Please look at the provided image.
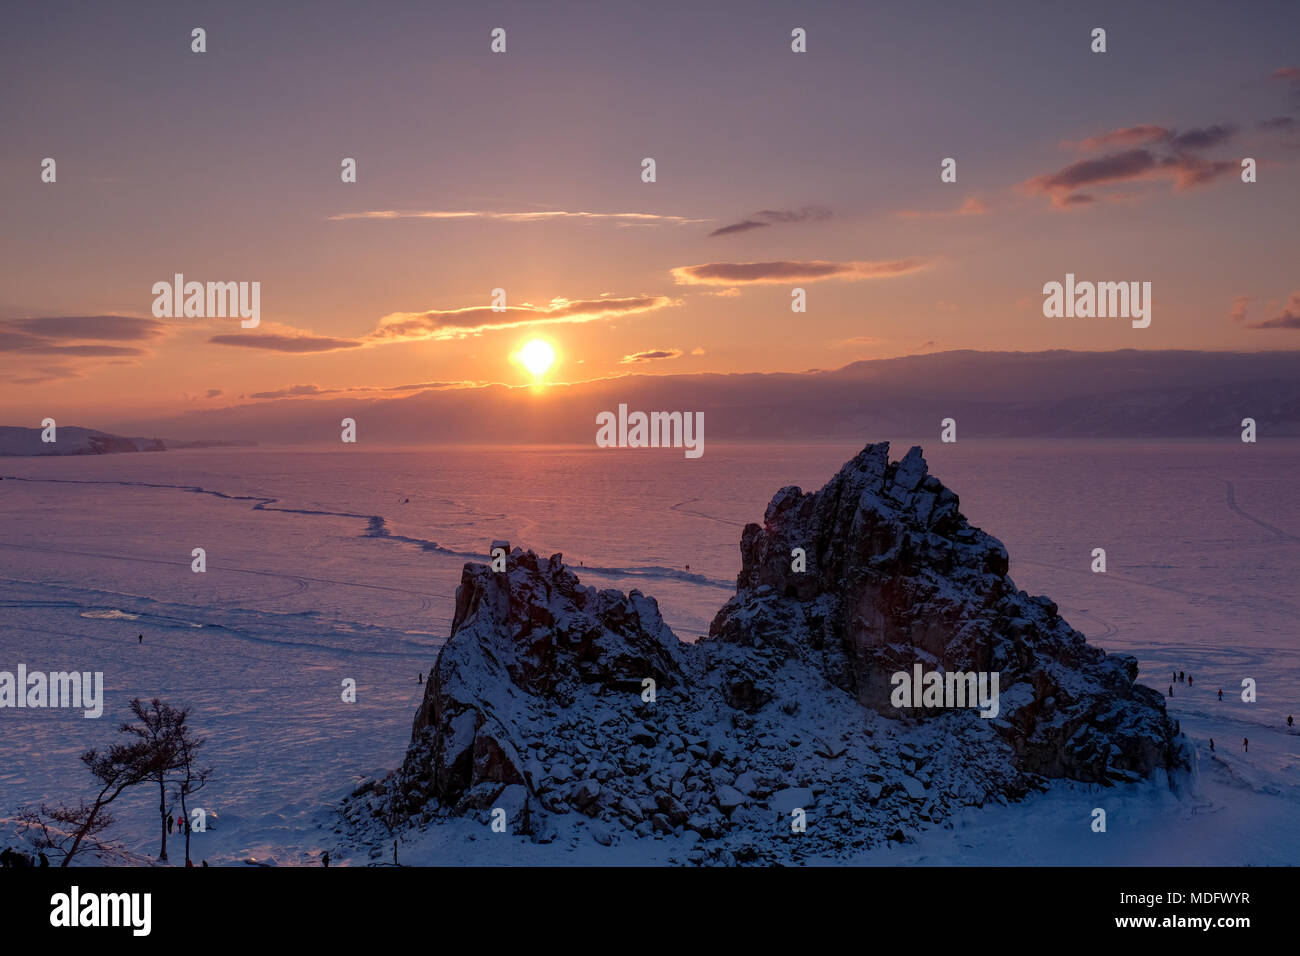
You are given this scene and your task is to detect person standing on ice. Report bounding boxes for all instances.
[1218,688,1223,701]
[1179,671,1185,683]
[1188,675,1193,687]
[1243,737,1249,752]
[1168,685,1173,697]
[1210,739,1215,752]
[1288,715,1294,728]
[138,634,143,643]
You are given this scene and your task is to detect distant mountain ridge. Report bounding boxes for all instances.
[82,349,1300,444]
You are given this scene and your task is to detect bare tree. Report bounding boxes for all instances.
[15,802,138,866]
[16,740,152,866]
[170,710,210,866]
[10,697,212,867]
[120,698,184,862]
[15,802,111,865]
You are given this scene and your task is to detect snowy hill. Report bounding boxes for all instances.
[0,425,165,456]
[0,425,254,456]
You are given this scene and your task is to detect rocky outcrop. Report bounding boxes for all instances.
[395,548,685,816]
[376,443,1190,862]
[708,442,1183,783]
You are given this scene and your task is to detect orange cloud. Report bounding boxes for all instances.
[371,295,676,342]
[1063,125,1171,151]
[620,348,684,364]
[329,209,706,226]
[207,293,677,353]
[1245,291,1300,329]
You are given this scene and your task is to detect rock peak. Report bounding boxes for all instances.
[374,444,1189,862]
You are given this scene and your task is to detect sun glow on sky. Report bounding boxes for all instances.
[517,339,557,379]
[1,3,1297,426]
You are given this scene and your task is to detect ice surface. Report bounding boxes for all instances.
[1,440,1297,865]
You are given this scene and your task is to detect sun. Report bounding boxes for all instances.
[517,339,556,378]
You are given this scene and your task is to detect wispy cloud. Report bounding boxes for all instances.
[708,219,767,237]
[1229,295,1252,323]
[19,344,147,356]
[371,295,676,342]
[0,315,165,382]
[381,381,460,392]
[0,315,167,345]
[249,384,338,399]
[620,347,684,364]
[1244,291,1300,329]
[207,293,677,353]
[209,331,364,352]
[1269,66,1300,109]
[329,209,707,226]
[1063,123,1236,154]
[1169,124,1237,151]
[894,196,987,219]
[1065,125,1172,151]
[1022,148,1235,208]
[708,205,832,238]
[671,258,929,286]
[7,364,83,385]
[246,381,463,400]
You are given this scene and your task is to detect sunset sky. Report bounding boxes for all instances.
[2,0,1298,424]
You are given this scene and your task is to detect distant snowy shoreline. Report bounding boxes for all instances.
[0,425,254,457]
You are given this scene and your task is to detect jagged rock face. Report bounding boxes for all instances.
[381,443,1189,861]
[399,549,685,812]
[707,442,1182,783]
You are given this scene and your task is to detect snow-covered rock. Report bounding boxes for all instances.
[376,443,1188,863]
[709,441,1183,784]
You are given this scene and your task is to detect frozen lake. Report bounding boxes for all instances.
[1,439,1297,865]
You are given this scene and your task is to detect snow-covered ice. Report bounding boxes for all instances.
[1,440,1296,865]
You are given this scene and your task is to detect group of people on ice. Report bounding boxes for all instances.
[0,847,48,867]
[1166,668,1295,755]
[1167,670,1194,695]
